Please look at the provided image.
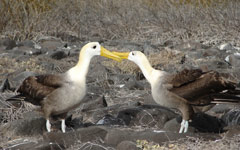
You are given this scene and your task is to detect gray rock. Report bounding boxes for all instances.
[117,141,140,150]
[202,48,221,57]
[176,41,209,51]
[70,142,109,150]
[226,53,240,67]
[4,141,63,150]
[68,49,80,57]
[199,60,230,71]
[105,129,221,147]
[48,50,69,60]
[124,79,144,90]
[164,118,195,133]
[82,102,141,124]
[31,142,63,150]
[39,40,63,51]
[222,109,240,126]
[8,46,41,56]
[80,95,107,112]
[18,40,35,48]
[9,53,33,63]
[0,113,45,136]
[88,62,108,78]
[224,126,240,138]
[208,104,234,114]
[190,113,224,133]
[143,41,159,55]
[117,105,177,128]
[185,51,203,59]
[55,32,81,42]
[43,126,108,148]
[162,40,174,47]
[96,114,125,126]
[0,101,8,123]
[0,78,11,92]
[109,74,134,83]
[16,46,42,55]
[0,38,17,50]
[85,85,105,95]
[219,43,236,51]
[105,128,219,147]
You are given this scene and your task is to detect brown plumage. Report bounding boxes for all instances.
[17,75,63,105]
[165,69,238,104]
[115,51,240,133]
[8,42,122,133]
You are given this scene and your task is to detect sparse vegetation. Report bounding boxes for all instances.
[0,56,45,82]
[136,135,240,150]
[1,101,35,123]
[0,0,240,149]
[0,0,239,46]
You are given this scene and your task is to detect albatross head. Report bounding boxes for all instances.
[69,42,122,82]
[80,42,122,62]
[112,51,147,66]
[128,51,147,66]
[112,51,159,85]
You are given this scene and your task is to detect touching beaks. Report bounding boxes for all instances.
[111,51,130,59]
[100,46,122,62]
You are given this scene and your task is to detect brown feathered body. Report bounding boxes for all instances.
[151,69,240,120]
[7,42,123,133]
[127,51,240,133]
[156,69,240,121]
[18,75,62,105]
[168,69,237,106]
[17,73,86,119]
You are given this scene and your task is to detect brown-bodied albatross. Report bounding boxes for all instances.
[113,51,240,133]
[13,42,122,133]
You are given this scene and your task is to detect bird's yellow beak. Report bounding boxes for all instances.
[111,51,130,59]
[100,46,122,62]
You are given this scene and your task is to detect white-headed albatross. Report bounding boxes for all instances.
[14,42,122,133]
[113,51,240,133]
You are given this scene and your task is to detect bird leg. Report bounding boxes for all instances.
[61,119,66,133]
[179,119,188,133]
[46,119,51,132]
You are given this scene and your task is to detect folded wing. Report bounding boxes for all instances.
[17,74,63,105]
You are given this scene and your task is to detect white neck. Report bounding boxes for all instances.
[136,58,163,86]
[67,52,92,83]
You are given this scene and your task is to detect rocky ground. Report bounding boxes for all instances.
[0,36,240,150]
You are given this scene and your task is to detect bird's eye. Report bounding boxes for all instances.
[93,45,97,49]
[132,52,135,56]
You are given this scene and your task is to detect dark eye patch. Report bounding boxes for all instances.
[132,52,135,56]
[93,45,97,49]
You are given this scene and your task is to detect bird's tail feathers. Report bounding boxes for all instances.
[211,93,240,104]
[212,98,240,104]
[6,94,25,101]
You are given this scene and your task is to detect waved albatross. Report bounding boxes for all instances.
[13,42,122,133]
[114,51,240,133]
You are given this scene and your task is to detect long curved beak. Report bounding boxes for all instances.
[100,46,122,62]
[111,51,130,59]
